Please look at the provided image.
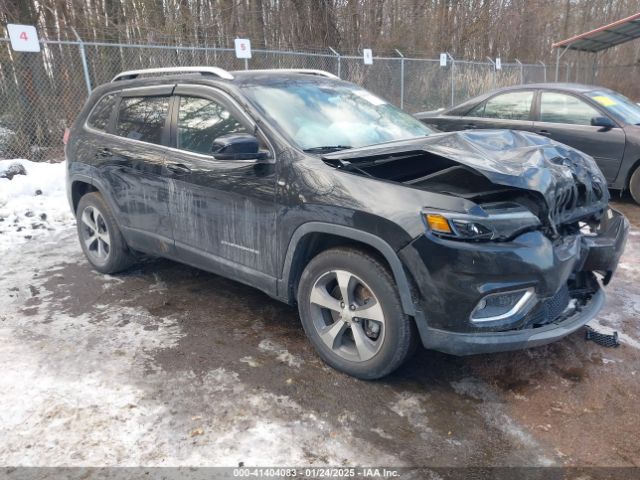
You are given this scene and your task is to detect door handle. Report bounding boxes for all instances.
[165,163,191,175]
[538,129,552,137]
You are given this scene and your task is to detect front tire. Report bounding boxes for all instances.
[297,247,416,380]
[630,166,640,205]
[76,192,135,274]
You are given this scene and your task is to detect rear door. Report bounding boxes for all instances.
[163,85,278,291]
[96,86,176,255]
[533,91,626,182]
[460,90,536,132]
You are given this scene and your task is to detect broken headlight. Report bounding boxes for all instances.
[423,202,541,241]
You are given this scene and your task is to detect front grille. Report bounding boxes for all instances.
[524,284,570,328]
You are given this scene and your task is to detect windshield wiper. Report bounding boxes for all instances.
[303,145,352,153]
[322,158,374,178]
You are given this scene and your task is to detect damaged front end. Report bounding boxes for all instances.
[323,129,629,354]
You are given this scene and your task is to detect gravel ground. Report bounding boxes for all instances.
[0,193,638,468]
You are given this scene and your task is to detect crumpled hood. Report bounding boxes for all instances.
[324,129,609,214]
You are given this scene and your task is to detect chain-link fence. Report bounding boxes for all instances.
[0,36,608,161]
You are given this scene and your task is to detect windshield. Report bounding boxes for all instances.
[241,80,433,151]
[586,89,640,125]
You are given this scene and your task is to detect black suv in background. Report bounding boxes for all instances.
[66,67,628,379]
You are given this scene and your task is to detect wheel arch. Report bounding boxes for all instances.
[70,178,98,213]
[278,222,416,316]
[69,174,118,216]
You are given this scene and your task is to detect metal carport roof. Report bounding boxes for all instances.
[552,12,640,52]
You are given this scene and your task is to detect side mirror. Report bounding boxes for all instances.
[590,116,615,129]
[212,133,268,160]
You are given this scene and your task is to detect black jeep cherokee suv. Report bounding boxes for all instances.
[66,67,628,379]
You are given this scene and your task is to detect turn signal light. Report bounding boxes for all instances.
[425,214,452,234]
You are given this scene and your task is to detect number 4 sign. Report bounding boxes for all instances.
[7,24,40,52]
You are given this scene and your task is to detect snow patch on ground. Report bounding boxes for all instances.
[389,392,432,435]
[149,272,168,293]
[258,339,304,368]
[239,356,261,367]
[451,377,555,466]
[0,159,74,251]
[371,427,394,440]
[0,230,399,466]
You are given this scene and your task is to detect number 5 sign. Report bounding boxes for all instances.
[234,38,252,59]
[7,24,40,52]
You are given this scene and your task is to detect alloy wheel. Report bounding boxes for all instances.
[80,205,111,263]
[309,269,385,362]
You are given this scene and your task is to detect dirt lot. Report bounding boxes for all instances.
[0,197,638,468]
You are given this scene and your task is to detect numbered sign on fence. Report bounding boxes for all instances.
[7,24,40,52]
[234,38,252,59]
[440,53,447,67]
[495,57,502,70]
[363,49,373,65]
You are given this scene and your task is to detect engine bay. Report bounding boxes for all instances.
[323,149,606,239]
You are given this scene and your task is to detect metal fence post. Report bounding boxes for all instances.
[539,61,546,82]
[71,28,92,94]
[515,59,523,83]
[329,47,340,78]
[395,49,405,109]
[486,57,496,89]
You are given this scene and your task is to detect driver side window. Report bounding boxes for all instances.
[176,96,249,155]
[539,92,600,125]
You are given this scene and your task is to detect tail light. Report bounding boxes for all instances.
[63,128,70,145]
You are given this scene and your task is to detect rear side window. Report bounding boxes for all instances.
[176,96,248,154]
[115,96,170,144]
[469,91,533,120]
[539,92,600,125]
[87,94,117,131]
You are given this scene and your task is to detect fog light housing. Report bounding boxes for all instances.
[471,288,535,323]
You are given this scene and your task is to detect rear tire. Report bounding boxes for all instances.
[297,247,416,380]
[76,192,135,274]
[630,166,640,205]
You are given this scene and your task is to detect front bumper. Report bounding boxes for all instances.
[420,287,604,355]
[399,207,628,354]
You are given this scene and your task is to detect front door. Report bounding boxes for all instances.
[164,86,278,290]
[533,91,626,183]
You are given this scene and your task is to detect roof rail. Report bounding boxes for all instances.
[239,69,339,79]
[111,66,234,82]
